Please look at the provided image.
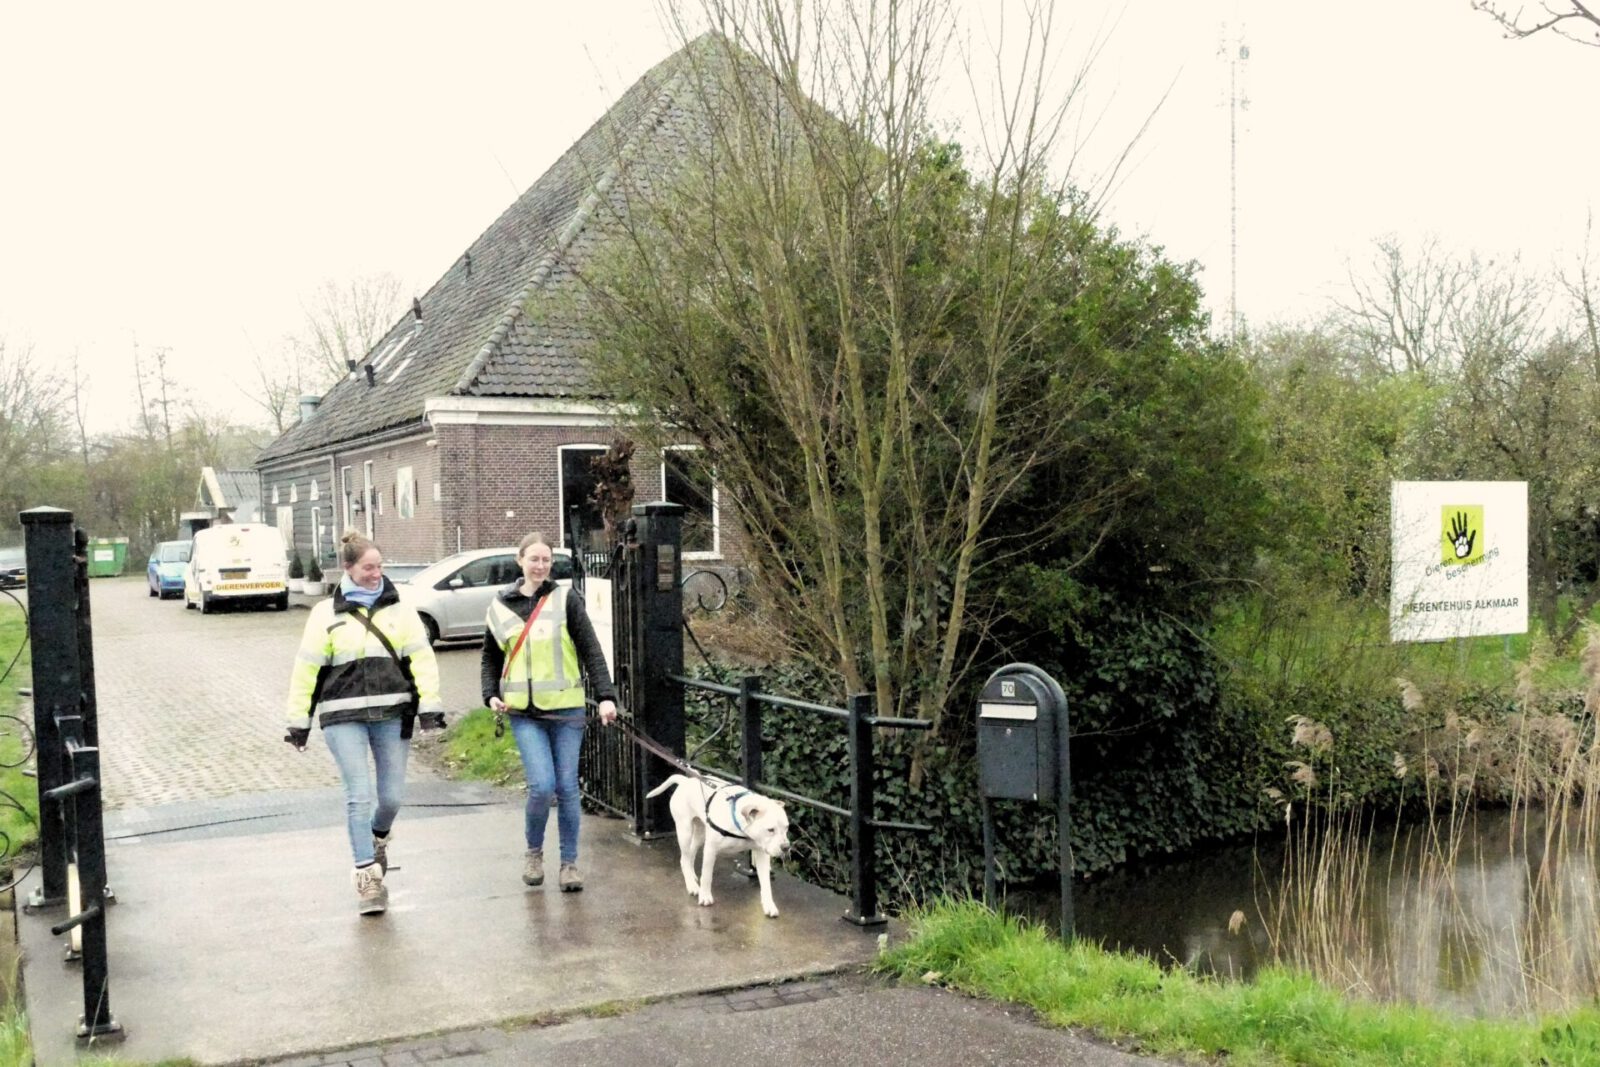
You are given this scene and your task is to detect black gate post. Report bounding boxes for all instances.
[629,502,684,838]
[20,507,74,909]
[844,692,886,926]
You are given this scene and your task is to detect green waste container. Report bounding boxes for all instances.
[86,537,129,577]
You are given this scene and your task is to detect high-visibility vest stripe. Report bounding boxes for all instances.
[488,587,584,710]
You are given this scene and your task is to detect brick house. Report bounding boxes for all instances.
[254,40,739,571]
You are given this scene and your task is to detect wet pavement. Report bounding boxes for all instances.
[15,575,1168,1066]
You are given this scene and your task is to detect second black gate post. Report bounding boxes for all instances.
[629,502,684,839]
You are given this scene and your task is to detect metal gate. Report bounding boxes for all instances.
[578,504,684,837]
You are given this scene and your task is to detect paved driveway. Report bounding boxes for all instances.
[86,576,486,808]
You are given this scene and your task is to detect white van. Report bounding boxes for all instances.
[183,524,289,613]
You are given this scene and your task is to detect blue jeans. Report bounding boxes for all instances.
[509,709,586,863]
[323,719,409,866]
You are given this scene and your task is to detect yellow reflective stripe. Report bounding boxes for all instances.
[295,649,326,666]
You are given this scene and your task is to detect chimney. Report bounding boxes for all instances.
[363,365,376,388]
[412,296,423,321]
[298,395,321,422]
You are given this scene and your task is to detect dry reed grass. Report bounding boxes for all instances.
[1260,624,1600,1016]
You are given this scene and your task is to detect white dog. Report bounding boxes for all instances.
[645,773,791,918]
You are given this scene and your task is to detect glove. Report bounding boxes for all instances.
[284,727,311,750]
[416,712,447,732]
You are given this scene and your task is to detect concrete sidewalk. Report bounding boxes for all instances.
[18,784,878,1065]
[17,783,1166,1067]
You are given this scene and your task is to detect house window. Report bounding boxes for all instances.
[340,466,352,532]
[271,485,280,505]
[433,481,441,503]
[276,506,295,549]
[311,507,325,562]
[396,466,415,519]
[558,445,607,550]
[289,483,298,504]
[362,461,375,539]
[662,446,718,557]
[310,479,320,501]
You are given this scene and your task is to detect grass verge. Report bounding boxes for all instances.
[0,599,35,1067]
[440,707,521,785]
[877,899,1600,1067]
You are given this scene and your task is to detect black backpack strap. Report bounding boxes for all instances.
[351,607,420,736]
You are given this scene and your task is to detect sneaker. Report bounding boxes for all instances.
[372,830,393,874]
[559,862,583,892]
[354,864,387,915]
[522,848,544,887]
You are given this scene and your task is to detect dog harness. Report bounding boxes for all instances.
[704,785,751,841]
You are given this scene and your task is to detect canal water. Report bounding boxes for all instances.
[1009,808,1600,1017]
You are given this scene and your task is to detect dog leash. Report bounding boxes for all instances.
[491,705,707,785]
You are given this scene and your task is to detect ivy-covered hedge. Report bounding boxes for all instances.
[686,610,1576,913]
[686,607,1278,906]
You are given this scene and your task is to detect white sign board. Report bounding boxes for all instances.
[1390,481,1527,642]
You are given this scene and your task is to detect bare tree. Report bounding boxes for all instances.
[1559,215,1600,381]
[241,329,308,435]
[0,337,69,527]
[68,350,91,471]
[1473,0,1600,47]
[289,273,406,389]
[1336,237,1477,380]
[1335,236,1550,382]
[580,0,1200,775]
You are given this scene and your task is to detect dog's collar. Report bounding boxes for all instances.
[705,787,751,841]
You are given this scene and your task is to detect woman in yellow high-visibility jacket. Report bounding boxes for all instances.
[481,531,617,892]
[284,530,446,915]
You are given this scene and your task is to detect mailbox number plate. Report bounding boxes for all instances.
[979,701,1036,721]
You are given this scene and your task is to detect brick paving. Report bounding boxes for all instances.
[86,576,485,808]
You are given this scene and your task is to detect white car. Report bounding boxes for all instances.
[394,546,573,646]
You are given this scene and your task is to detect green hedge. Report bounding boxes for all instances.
[685,613,1576,912]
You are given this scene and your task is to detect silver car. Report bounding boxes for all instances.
[394,546,573,645]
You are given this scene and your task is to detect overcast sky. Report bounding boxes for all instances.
[1,0,1594,435]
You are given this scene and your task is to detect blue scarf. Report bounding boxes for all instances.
[340,574,381,608]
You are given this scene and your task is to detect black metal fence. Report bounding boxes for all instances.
[20,507,123,1044]
[668,675,932,926]
[576,501,931,926]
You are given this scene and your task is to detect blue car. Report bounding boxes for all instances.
[147,540,192,599]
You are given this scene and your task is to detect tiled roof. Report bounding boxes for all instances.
[215,469,260,507]
[257,39,709,465]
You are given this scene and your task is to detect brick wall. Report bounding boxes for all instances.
[265,421,749,570]
[329,436,442,565]
[435,423,748,565]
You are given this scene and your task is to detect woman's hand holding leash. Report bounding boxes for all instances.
[597,699,618,725]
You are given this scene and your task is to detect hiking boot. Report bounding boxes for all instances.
[372,830,393,874]
[354,864,387,915]
[559,862,583,892]
[522,848,544,886]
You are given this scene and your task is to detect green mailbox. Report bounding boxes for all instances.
[85,537,129,577]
